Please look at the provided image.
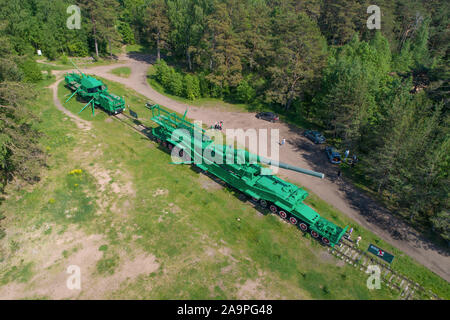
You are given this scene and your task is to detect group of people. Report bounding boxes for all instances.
[347,227,362,246]
[337,151,359,179]
[345,149,359,167]
[213,121,224,130]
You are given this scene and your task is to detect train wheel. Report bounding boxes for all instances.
[260,199,267,208]
[168,143,173,151]
[251,197,258,203]
[238,193,247,201]
[157,138,161,144]
[322,237,330,245]
[311,230,319,238]
[162,141,167,148]
[278,210,287,219]
[299,223,308,231]
[289,217,298,225]
[269,204,278,213]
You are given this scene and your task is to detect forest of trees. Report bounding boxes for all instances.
[0,0,448,243]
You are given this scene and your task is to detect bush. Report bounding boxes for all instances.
[169,70,183,96]
[0,58,23,82]
[154,59,171,88]
[154,60,185,96]
[154,60,206,100]
[60,55,69,65]
[18,59,42,83]
[431,211,450,243]
[44,47,58,61]
[118,22,135,45]
[184,74,201,100]
[67,40,89,57]
[236,80,256,103]
[210,83,223,98]
[198,72,210,97]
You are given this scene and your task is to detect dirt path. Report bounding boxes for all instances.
[53,53,450,282]
[49,79,92,131]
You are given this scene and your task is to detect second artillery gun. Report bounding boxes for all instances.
[64,60,125,115]
[147,103,348,247]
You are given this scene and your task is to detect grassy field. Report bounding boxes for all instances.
[110,67,131,78]
[126,44,155,55]
[36,56,121,70]
[0,77,403,299]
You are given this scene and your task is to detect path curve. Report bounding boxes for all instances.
[49,78,92,131]
[52,53,450,282]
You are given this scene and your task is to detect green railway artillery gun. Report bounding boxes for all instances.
[64,60,125,115]
[147,103,348,247]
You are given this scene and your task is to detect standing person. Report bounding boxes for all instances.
[337,169,341,180]
[356,236,362,246]
[220,121,223,130]
[280,138,285,146]
[344,149,350,160]
[214,121,218,130]
[348,227,353,239]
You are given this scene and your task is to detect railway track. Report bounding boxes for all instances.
[328,239,442,300]
[111,110,443,301]
[112,112,154,139]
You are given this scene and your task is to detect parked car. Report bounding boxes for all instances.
[256,112,279,122]
[325,146,342,164]
[304,130,326,144]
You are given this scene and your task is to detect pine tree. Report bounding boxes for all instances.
[167,0,210,70]
[79,0,120,58]
[266,10,326,111]
[200,2,243,89]
[319,0,362,45]
[144,0,170,60]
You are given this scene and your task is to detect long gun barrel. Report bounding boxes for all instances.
[258,156,325,179]
[148,103,325,179]
[70,59,86,77]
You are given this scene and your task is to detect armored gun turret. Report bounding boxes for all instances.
[147,103,348,246]
[64,59,125,115]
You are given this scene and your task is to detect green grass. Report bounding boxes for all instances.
[125,44,154,54]
[37,56,120,69]
[97,254,120,275]
[110,67,131,78]
[0,262,34,285]
[43,170,97,224]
